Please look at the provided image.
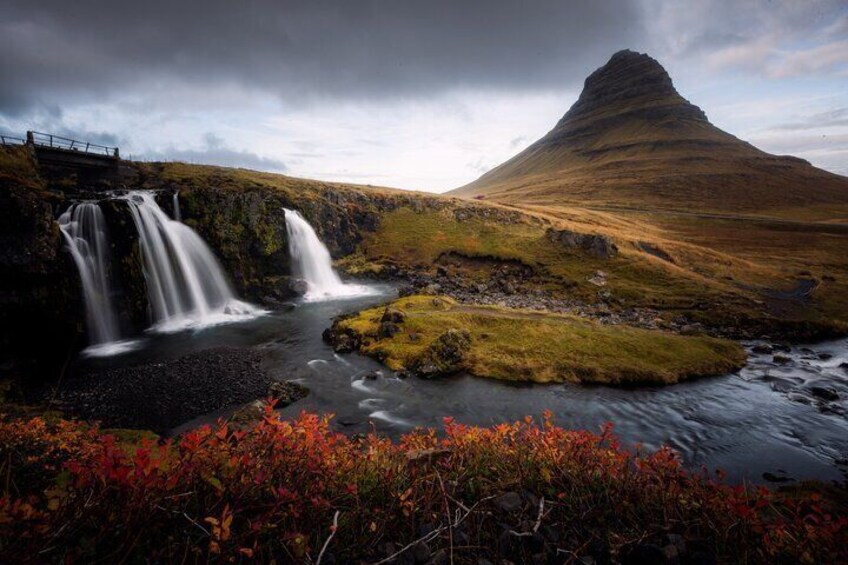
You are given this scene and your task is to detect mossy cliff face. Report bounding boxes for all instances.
[0,148,80,380]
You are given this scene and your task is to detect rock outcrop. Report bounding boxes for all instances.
[546,228,618,259]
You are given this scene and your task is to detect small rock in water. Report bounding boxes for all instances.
[772,354,792,364]
[288,278,310,295]
[810,386,840,401]
[751,344,773,354]
[267,380,309,406]
[762,471,794,483]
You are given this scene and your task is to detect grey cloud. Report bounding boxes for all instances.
[0,0,643,117]
[139,134,287,172]
[773,108,848,131]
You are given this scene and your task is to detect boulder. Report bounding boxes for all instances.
[546,228,618,259]
[288,278,309,295]
[267,380,309,406]
[381,307,406,324]
[410,329,471,378]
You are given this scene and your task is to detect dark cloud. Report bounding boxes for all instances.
[0,1,642,116]
[138,133,287,172]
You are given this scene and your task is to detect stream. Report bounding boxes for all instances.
[74,285,848,484]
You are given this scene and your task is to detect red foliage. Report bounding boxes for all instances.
[0,406,845,563]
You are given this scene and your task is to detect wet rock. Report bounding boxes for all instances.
[772,354,792,364]
[493,491,523,513]
[810,386,840,401]
[288,278,309,295]
[818,352,833,360]
[751,343,773,354]
[410,329,471,378]
[322,325,361,353]
[231,400,266,424]
[786,392,812,405]
[763,471,794,483]
[267,380,309,406]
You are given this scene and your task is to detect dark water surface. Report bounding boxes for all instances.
[76,285,848,483]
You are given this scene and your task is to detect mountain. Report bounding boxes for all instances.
[450,50,848,218]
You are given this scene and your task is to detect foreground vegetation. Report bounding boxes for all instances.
[0,407,844,563]
[329,295,747,384]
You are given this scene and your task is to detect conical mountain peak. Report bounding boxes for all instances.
[549,50,708,140]
[450,49,848,214]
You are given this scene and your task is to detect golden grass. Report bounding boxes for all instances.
[337,295,747,384]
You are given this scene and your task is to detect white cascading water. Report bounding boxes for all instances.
[172,190,181,222]
[284,208,374,301]
[58,202,137,356]
[123,191,263,332]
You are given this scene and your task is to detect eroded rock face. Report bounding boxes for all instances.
[546,228,618,259]
[552,49,709,139]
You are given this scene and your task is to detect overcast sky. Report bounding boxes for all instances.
[1,0,846,191]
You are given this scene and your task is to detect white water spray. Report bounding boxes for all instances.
[58,203,136,356]
[283,208,375,301]
[123,191,263,332]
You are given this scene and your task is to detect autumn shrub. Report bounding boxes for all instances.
[0,405,845,563]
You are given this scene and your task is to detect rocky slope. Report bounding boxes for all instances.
[451,50,848,217]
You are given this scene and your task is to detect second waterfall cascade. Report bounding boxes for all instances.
[284,208,375,301]
[123,191,264,333]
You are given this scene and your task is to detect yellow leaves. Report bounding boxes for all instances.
[205,504,233,555]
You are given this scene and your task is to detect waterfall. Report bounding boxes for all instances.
[122,191,263,332]
[58,202,136,356]
[172,190,181,222]
[283,208,374,301]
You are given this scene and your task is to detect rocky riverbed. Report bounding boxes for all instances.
[47,347,306,432]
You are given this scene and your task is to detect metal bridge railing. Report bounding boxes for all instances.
[0,135,26,146]
[27,131,119,158]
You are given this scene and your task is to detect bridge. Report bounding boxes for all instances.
[1,131,120,170]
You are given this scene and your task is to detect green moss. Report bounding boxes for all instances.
[335,295,747,385]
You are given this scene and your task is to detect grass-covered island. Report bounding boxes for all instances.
[1,408,845,563]
[325,295,747,384]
